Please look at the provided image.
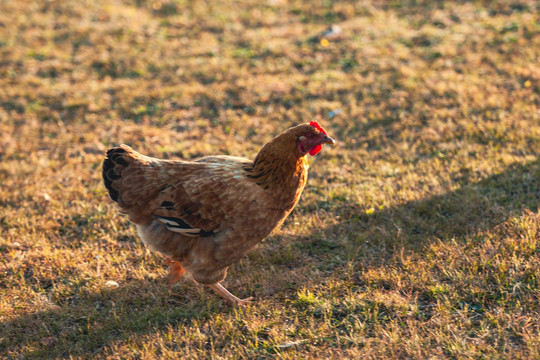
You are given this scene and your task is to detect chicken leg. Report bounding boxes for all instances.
[166,260,250,306]
[207,283,253,307]
[166,259,186,284]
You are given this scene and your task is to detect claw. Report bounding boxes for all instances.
[206,283,253,307]
[236,296,254,307]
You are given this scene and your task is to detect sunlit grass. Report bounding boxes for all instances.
[0,0,539,358]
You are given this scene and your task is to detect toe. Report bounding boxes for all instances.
[236,297,254,307]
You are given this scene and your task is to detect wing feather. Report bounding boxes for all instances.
[151,157,253,238]
[156,215,206,237]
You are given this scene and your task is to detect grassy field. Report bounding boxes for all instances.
[1,0,539,358]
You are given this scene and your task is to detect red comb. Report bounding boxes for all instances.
[309,120,326,134]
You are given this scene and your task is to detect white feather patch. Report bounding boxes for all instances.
[157,217,180,226]
[164,226,200,237]
[156,215,201,237]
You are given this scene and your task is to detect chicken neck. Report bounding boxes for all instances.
[245,145,308,207]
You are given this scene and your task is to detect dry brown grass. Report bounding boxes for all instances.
[1,0,539,358]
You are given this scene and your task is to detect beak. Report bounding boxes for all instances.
[321,136,336,145]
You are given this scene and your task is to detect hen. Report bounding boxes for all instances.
[102,121,335,306]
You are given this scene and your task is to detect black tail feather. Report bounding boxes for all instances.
[102,147,128,202]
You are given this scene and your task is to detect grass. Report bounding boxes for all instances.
[0,0,539,358]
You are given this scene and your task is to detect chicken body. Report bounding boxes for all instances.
[102,122,334,305]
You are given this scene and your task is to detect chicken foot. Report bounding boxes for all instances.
[165,260,252,307]
[166,259,186,284]
[206,283,253,307]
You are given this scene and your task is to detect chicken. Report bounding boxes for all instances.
[102,121,335,306]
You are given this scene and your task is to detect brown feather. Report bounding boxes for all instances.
[102,122,332,288]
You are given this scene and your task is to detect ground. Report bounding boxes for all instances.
[0,0,539,358]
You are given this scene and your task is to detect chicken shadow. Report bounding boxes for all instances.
[301,156,539,270]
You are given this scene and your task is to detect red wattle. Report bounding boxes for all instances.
[309,144,322,156]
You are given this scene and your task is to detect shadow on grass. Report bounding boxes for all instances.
[310,157,540,267]
[0,279,220,358]
[2,159,537,357]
